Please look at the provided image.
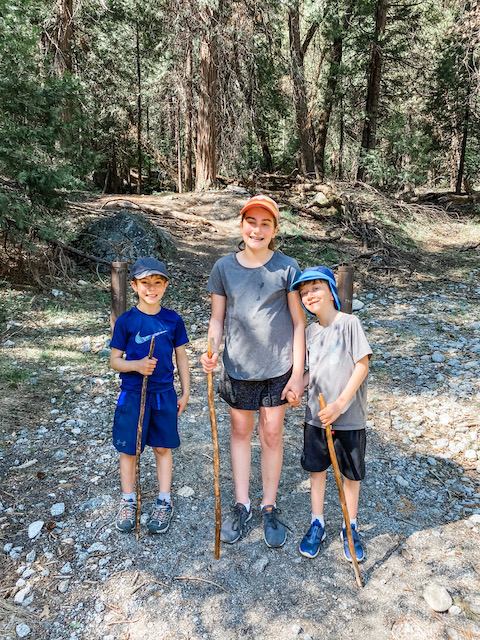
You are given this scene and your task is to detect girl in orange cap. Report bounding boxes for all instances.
[201,195,305,548]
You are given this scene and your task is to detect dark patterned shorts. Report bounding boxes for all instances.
[218,368,291,411]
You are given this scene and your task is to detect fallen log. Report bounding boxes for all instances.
[100,198,217,229]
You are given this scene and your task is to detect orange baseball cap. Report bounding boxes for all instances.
[240,195,279,222]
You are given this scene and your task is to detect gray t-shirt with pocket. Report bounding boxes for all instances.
[305,313,372,431]
[206,251,301,380]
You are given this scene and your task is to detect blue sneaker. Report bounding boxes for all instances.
[299,520,326,559]
[340,524,364,562]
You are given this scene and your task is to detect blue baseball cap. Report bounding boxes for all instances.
[130,257,168,280]
[290,266,341,312]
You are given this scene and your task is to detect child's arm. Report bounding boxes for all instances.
[286,370,309,408]
[174,344,190,415]
[318,355,369,426]
[281,290,306,401]
[200,293,226,373]
[110,347,158,375]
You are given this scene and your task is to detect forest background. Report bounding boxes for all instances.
[0,0,479,260]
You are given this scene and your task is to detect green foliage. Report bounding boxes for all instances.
[0,1,91,246]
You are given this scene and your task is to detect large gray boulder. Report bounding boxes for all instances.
[74,210,176,269]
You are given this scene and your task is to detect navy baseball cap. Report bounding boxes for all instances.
[130,257,168,280]
[290,266,341,311]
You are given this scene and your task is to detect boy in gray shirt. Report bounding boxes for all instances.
[288,266,372,562]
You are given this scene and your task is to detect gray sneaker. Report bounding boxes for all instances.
[147,500,173,534]
[261,505,287,548]
[220,503,252,544]
[116,498,137,533]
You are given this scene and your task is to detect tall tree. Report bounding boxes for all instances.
[357,0,388,181]
[288,0,318,176]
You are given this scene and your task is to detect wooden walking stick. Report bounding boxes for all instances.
[135,336,156,540]
[319,393,362,587]
[207,338,221,559]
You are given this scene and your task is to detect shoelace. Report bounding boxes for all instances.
[151,502,170,522]
[119,502,136,521]
[231,504,247,532]
[262,507,291,532]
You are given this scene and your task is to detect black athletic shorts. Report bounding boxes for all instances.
[301,423,366,481]
[218,368,291,411]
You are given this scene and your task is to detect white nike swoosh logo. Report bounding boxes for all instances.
[134,330,167,344]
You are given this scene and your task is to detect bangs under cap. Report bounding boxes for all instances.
[130,257,169,281]
[290,266,341,312]
[240,194,279,222]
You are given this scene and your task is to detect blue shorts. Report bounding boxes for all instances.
[112,390,180,455]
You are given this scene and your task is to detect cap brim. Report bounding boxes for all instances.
[240,201,278,221]
[132,270,168,280]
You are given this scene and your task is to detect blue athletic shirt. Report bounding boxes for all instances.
[111,306,189,393]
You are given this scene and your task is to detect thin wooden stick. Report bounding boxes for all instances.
[173,576,229,593]
[319,394,362,587]
[207,337,221,559]
[135,336,156,540]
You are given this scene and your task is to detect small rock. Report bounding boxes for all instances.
[431,351,445,363]
[448,605,462,615]
[395,475,409,488]
[60,562,72,574]
[177,486,195,498]
[50,502,65,516]
[81,343,91,353]
[427,457,437,466]
[4,340,15,347]
[4,543,13,552]
[252,556,269,574]
[465,450,477,460]
[15,623,31,638]
[423,582,453,612]
[57,580,70,593]
[352,299,364,311]
[78,280,88,286]
[27,521,44,539]
[292,624,303,635]
[14,585,31,604]
[87,542,107,554]
[25,550,36,563]
[73,385,83,394]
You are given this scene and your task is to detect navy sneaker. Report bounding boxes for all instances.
[340,524,364,562]
[147,499,173,534]
[299,520,326,559]
[261,505,287,548]
[220,503,252,544]
[116,498,137,533]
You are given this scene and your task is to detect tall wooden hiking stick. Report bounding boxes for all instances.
[135,336,156,540]
[207,338,221,559]
[319,393,362,587]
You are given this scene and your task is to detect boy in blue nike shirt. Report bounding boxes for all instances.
[110,258,190,534]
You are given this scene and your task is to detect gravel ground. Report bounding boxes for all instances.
[1,189,480,640]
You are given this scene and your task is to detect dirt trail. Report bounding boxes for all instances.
[1,188,480,640]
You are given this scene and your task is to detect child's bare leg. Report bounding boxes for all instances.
[152,447,172,494]
[119,452,136,494]
[310,470,327,516]
[258,404,287,506]
[343,476,360,521]
[229,408,255,504]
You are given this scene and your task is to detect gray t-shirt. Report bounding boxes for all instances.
[305,313,372,431]
[206,251,301,380]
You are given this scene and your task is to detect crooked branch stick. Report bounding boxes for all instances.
[135,336,156,540]
[207,338,221,559]
[319,394,362,587]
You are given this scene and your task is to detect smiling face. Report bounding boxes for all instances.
[240,207,277,251]
[131,274,168,313]
[298,279,335,314]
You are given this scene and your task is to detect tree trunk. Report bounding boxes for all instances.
[196,9,219,192]
[314,34,343,180]
[455,104,469,195]
[136,22,142,196]
[184,36,193,191]
[288,1,316,177]
[175,97,183,193]
[357,0,388,182]
[232,34,274,172]
[54,0,73,76]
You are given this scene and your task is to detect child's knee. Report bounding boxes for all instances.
[153,446,170,457]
